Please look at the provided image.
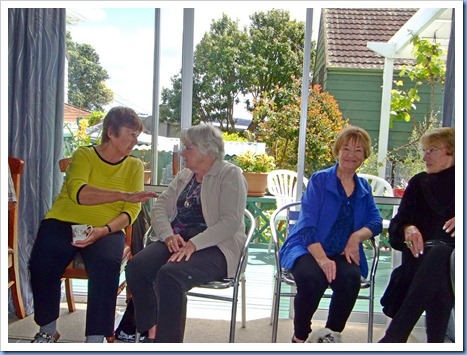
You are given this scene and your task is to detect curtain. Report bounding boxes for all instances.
[442,9,455,127]
[8,8,66,316]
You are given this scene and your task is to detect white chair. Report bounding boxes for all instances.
[358,173,394,230]
[267,170,308,253]
[357,173,393,197]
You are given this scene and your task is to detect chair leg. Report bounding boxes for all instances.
[65,278,76,312]
[241,278,246,328]
[271,275,281,343]
[9,266,25,319]
[229,282,241,343]
[368,283,375,343]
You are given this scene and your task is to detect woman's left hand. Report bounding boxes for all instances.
[343,234,360,265]
[71,226,107,248]
[169,241,196,262]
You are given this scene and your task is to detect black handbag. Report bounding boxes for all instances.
[380,262,415,318]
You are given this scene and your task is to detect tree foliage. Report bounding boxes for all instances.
[159,10,311,134]
[244,10,308,107]
[66,32,114,111]
[255,78,348,176]
[389,35,446,162]
[390,35,446,129]
[193,14,249,130]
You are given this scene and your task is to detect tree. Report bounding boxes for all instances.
[388,35,446,172]
[66,32,114,111]
[390,35,446,134]
[255,78,348,176]
[159,10,312,134]
[160,73,182,125]
[193,14,249,131]
[245,9,313,131]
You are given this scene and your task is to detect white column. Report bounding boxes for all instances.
[150,9,161,184]
[377,57,394,179]
[180,9,194,131]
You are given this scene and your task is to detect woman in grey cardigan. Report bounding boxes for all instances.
[126,124,247,343]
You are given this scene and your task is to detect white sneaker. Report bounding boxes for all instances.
[306,328,342,343]
[31,331,60,343]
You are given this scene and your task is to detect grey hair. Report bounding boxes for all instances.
[180,124,225,160]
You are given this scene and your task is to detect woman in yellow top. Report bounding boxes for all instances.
[29,107,157,343]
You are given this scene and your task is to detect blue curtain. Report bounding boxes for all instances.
[8,8,66,316]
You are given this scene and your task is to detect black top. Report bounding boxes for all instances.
[388,165,455,252]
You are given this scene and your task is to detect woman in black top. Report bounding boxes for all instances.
[379,127,455,343]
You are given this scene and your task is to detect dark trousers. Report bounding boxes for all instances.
[380,244,454,343]
[125,241,227,343]
[291,254,361,340]
[29,219,125,336]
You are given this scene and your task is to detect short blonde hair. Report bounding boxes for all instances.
[420,127,455,157]
[332,126,372,159]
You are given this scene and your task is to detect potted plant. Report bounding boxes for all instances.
[233,151,275,197]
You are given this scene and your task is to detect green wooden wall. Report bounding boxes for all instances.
[321,68,444,152]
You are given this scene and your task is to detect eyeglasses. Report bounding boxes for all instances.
[181,144,196,153]
[421,147,447,156]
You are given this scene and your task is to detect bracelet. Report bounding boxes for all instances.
[105,224,112,234]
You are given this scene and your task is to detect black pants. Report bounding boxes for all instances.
[29,219,125,336]
[291,254,361,340]
[125,241,227,343]
[380,244,454,343]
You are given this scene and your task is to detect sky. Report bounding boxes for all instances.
[67,2,320,117]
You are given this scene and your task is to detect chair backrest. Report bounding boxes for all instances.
[267,170,308,207]
[8,157,24,250]
[357,173,393,197]
[235,209,256,277]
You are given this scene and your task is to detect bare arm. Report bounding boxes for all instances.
[78,185,157,205]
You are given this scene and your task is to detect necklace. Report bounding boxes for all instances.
[183,177,201,208]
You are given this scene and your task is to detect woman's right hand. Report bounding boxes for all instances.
[164,234,186,253]
[404,225,424,257]
[317,257,336,283]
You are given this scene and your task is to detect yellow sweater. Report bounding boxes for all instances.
[46,146,143,227]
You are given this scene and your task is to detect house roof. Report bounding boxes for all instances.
[321,8,418,70]
[64,103,91,124]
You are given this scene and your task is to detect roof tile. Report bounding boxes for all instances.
[322,8,418,69]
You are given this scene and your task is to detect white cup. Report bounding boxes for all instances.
[72,224,93,243]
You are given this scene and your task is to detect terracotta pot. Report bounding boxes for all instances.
[243,172,269,197]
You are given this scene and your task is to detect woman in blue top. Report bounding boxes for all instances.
[280,126,382,343]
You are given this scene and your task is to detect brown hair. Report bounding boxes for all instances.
[101,106,142,143]
[332,126,372,159]
[420,127,455,156]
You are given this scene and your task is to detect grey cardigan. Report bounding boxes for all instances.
[151,160,248,277]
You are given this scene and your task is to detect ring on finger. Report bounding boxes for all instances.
[404,240,414,247]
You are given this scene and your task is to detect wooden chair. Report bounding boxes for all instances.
[8,157,26,319]
[59,157,133,341]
